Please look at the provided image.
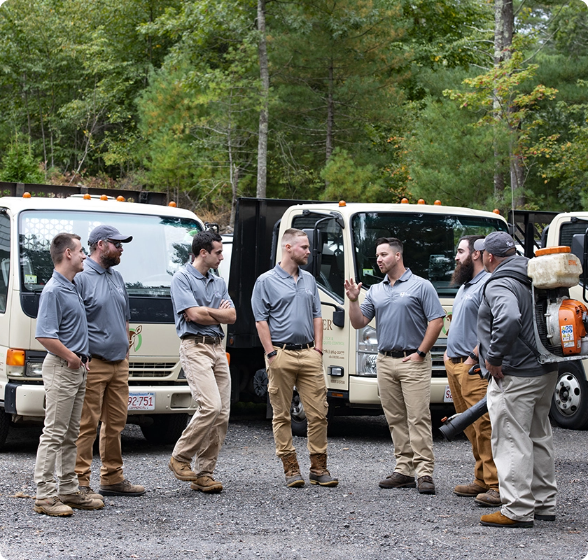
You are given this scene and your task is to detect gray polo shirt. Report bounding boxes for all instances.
[446,270,489,358]
[252,264,321,344]
[75,257,131,362]
[360,268,445,352]
[170,263,233,339]
[36,271,90,356]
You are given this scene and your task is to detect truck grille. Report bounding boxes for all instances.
[129,362,177,378]
[431,342,448,378]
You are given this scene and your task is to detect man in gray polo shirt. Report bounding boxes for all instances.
[443,235,499,506]
[34,233,103,516]
[168,230,235,493]
[252,228,337,488]
[346,237,444,494]
[75,225,145,498]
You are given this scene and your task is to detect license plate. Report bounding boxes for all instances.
[128,392,155,411]
[444,385,453,403]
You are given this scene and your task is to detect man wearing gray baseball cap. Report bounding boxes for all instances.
[74,225,145,498]
[475,230,558,528]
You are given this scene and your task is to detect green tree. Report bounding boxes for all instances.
[0,136,44,183]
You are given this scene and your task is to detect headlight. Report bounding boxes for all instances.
[25,362,43,377]
[357,326,378,377]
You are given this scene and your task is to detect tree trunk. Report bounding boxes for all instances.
[256,0,269,198]
[230,165,239,229]
[326,59,334,164]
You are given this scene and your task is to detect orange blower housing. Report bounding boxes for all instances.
[558,299,588,355]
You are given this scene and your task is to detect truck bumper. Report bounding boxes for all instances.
[1,382,197,417]
[347,376,453,405]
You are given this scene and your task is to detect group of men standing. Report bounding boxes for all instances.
[35,223,558,529]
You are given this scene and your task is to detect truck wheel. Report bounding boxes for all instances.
[550,362,588,430]
[290,389,308,437]
[0,409,11,450]
[141,414,189,445]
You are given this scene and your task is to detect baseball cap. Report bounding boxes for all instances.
[473,231,515,257]
[88,225,133,244]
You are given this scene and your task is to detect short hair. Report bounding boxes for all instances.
[375,237,403,255]
[459,235,486,255]
[50,233,81,265]
[192,230,222,256]
[281,228,308,249]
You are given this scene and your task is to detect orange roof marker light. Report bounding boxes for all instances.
[434,200,442,206]
[116,196,125,202]
[401,198,409,204]
[169,201,177,207]
[100,195,108,201]
[493,209,501,215]
[22,192,31,198]
[339,200,346,207]
[83,193,92,200]
[417,199,426,205]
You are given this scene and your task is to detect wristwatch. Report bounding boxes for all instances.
[266,350,277,358]
[468,351,478,362]
[416,349,427,358]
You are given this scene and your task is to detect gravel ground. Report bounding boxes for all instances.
[0,408,587,560]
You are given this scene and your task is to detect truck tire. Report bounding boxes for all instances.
[141,413,189,445]
[290,389,308,437]
[550,362,588,430]
[0,409,11,451]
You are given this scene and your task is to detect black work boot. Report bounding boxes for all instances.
[281,452,305,488]
[309,453,338,487]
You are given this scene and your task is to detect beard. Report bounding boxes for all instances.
[451,255,474,286]
[292,253,309,267]
[101,248,121,268]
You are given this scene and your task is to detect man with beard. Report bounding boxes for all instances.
[252,229,337,488]
[346,237,445,494]
[75,225,145,498]
[443,235,500,507]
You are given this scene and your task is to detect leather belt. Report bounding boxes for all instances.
[92,354,123,364]
[380,349,418,358]
[181,334,222,345]
[274,342,314,351]
[449,356,467,364]
[75,353,91,364]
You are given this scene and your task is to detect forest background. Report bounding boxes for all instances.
[0,0,587,227]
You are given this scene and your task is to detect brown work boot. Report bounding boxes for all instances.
[78,486,104,501]
[475,488,502,507]
[454,482,487,497]
[190,476,223,493]
[100,479,146,497]
[59,491,104,510]
[34,496,73,517]
[169,457,199,481]
[309,453,338,487]
[480,510,533,528]
[417,475,436,495]
[281,452,305,488]
[379,472,416,489]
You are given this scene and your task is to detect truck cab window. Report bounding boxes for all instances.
[292,213,345,300]
[0,212,9,313]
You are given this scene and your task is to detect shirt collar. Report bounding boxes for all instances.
[52,270,76,289]
[85,257,109,275]
[187,263,213,282]
[384,268,413,285]
[275,263,300,279]
[465,269,489,287]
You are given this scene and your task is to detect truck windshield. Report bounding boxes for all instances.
[351,212,508,296]
[19,210,201,296]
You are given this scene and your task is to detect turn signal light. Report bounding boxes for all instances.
[6,349,25,366]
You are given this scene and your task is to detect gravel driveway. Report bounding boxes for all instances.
[0,408,587,560]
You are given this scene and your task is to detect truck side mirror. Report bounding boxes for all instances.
[332,307,345,328]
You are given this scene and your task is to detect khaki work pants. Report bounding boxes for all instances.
[377,354,434,478]
[35,354,86,499]
[266,347,328,458]
[75,357,129,486]
[172,340,231,477]
[487,371,558,522]
[445,359,498,490]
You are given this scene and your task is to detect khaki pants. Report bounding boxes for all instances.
[172,340,231,477]
[377,354,434,477]
[445,359,498,490]
[266,347,328,458]
[75,357,129,486]
[35,354,86,499]
[487,371,558,522]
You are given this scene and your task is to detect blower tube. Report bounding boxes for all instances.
[439,395,488,442]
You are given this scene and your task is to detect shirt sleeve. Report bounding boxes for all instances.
[219,278,234,308]
[420,281,446,321]
[170,272,200,316]
[359,287,376,322]
[311,278,321,319]
[35,288,62,339]
[251,278,270,322]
